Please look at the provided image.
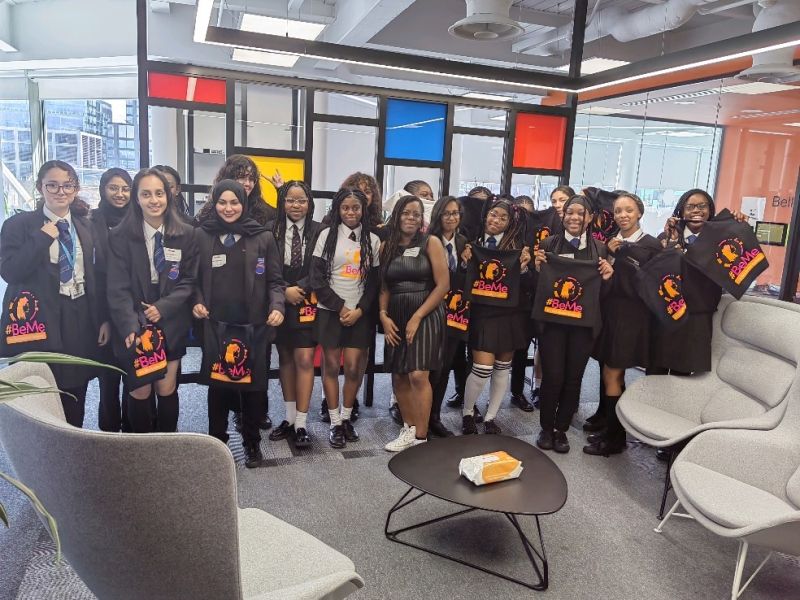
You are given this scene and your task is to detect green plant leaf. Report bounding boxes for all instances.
[0,501,8,527]
[0,383,71,403]
[1,352,125,375]
[0,472,60,561]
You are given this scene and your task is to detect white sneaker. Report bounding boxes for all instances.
[384,425,417,452]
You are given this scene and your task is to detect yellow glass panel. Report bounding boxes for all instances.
[248,155,305,208]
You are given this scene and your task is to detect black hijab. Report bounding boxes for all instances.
[199,179,267,237]
[97,168,132,228]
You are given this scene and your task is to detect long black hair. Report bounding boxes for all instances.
[320,188,374,286]
[380,195,424,280]
[673,188,715,220]
[117,168,183,239]
[427,195,462,239]
[341,172,382,229]
[97,167,133,227]
[273,180,316,248]
[479,198,528,250]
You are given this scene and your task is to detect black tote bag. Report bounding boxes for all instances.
[635,249,689,329]
[284,291,318,330]
[584,187,620,244]
[466,246,521,308]
[0,285,61,355]
[123,319,169,387]
[533,253,602,330]
[201,320,268,391]
[443,271,470,340]
[685,211,768,300]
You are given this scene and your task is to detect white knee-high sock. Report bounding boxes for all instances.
[463,363,493,417]
[485,360,512,422]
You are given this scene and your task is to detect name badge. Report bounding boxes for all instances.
[558,253,575,259]
[403,247,421,258]
[164,247,182,262]
[70,283,86,299]
[212,254,226,268]
[255,257,265,275]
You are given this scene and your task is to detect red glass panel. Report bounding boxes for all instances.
[147,72,226,105]
[512,113,568,170]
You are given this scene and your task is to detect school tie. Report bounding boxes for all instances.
[349,231,357,242]
[569,237,581,249]
[487,236,497,250]
[446,242,456,271]
[153,231,166,274]
[290,224,302,268]
[56,220,73,284]
[223,233,236,248]
[685,234,698,245]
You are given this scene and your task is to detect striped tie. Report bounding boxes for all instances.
[290,224,302,268]
[446,242,456,271]
[153,231,166,274]
[223,233,236,248]
[56,220,73,284]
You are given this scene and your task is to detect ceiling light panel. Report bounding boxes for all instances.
[462,92,512,102]
[558,57,630,75]
[232,48,299,68]
[578,106,630,115]
[718,82,798,95]
[240,14,326,40]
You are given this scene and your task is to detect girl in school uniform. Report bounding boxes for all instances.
[584,192,661,456]
[268,181,321,449]
[384,180,436,226]
[91,167,133,432]
[426,196,469,438]
[460,198,532,435]
[380,195,449,451]
[153,165,191,218]
[533,195,614,453]
[310,188,381,449]
[107,168,198,433]
[193,180,284,468]
[0,161,106,427]
[342,172,388,241]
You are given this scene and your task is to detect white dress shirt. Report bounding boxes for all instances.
[43,205,84,296]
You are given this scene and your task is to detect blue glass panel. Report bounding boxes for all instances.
[384,98,446,162]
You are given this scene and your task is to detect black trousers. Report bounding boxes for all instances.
[208,387,262,447]
[59,384,88,428]
[98,372,130,432]
[429,337,467,421]
[538,323,594,432]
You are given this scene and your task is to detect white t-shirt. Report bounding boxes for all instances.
[312,223,381,310]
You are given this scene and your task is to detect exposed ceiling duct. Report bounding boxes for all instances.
[737,0,800,83]
[449,0,524,41]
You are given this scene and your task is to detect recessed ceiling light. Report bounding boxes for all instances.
[673,101,696,105]
[579,106,630,115]
[232,48,299,68]
[462,92,512,102]
[749,129,793,136]
[240,14,326,40]
[741,109,764,113]
[718,82,798,95]
[785,122,800,127]
[557,57,630,75]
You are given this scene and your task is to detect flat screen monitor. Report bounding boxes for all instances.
[755,221,788,247]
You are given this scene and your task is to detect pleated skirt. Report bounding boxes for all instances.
[384,290,445,374]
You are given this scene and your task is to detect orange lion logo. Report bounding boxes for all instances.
[445,289,469,315]
[478,259,507,283]
[223,338,248,368]
[552,276,582,303]
[658,274,683,301]
[715,238,744,269]
[9,292,38,323]
[135,324,164,356]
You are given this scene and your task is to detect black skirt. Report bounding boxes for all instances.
[315,308,375,349]
[385,292,445,374]
[469,307,531,354]
[50,294,100,389]
[275,323,317,348]
[594,296,651,369]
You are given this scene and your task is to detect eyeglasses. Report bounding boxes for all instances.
[285,197,308,206]
[44,182,77,194]
[107,185,130,194]
[442,210,460,219]
[401,211,423,221]
[236,177,256,185]
[487,210,509,222]
[685,202,709,211]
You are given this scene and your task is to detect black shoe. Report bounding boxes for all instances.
[473,406,483,424]
[259,414,273,430]
[351,400,360,423]
[445,392,464,408]
[428,419,454,438]
[582,417,606,432]
[268,420,294,441]
[321,400,330,423]
[553,430,570,453]
[510,393,534,412]
[656,448,671,462]
[462,414,478,435]
[583,439,626,456]
[244,444,264,469]
[342,419,359,442]
[586,431,607,445]
[483,420,502,434]
[536,429,554,450]
[294,427,312,448]
[532,388,540,409]
[389,403,403,426]
[233,411,243,434]
[328,425,346,449]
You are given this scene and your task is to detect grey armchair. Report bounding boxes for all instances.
[0,361,364,600]
[616,295,800,517]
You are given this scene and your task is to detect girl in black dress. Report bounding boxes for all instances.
[460,198,532,435]
[193,180,284,467]
[268,181,321,449]
[533,195,614,453]
[92,167,133,432]
[310,188,381,449]
[585,192,661,456]
[107,168,198,433]
[0,161,106,427]
[380,196,449,452]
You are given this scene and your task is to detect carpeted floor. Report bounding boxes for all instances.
[2,351,799,600]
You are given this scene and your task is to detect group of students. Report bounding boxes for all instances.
[0,155,746,468]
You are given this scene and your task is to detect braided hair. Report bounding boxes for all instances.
[380,195,424,280]
[341,172,382,229]
[321,188,374,286]
[671,188,715,246]
[273,180,315,249]
[479,198,528,250]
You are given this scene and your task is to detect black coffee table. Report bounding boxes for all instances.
[385,434,567,591]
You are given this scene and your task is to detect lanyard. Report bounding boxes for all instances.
[55,219,77,270]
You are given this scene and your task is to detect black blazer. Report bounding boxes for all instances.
[106,220,198,349]
[193,229,285,325]
[267,218,323,290]
[0,207,102,331]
